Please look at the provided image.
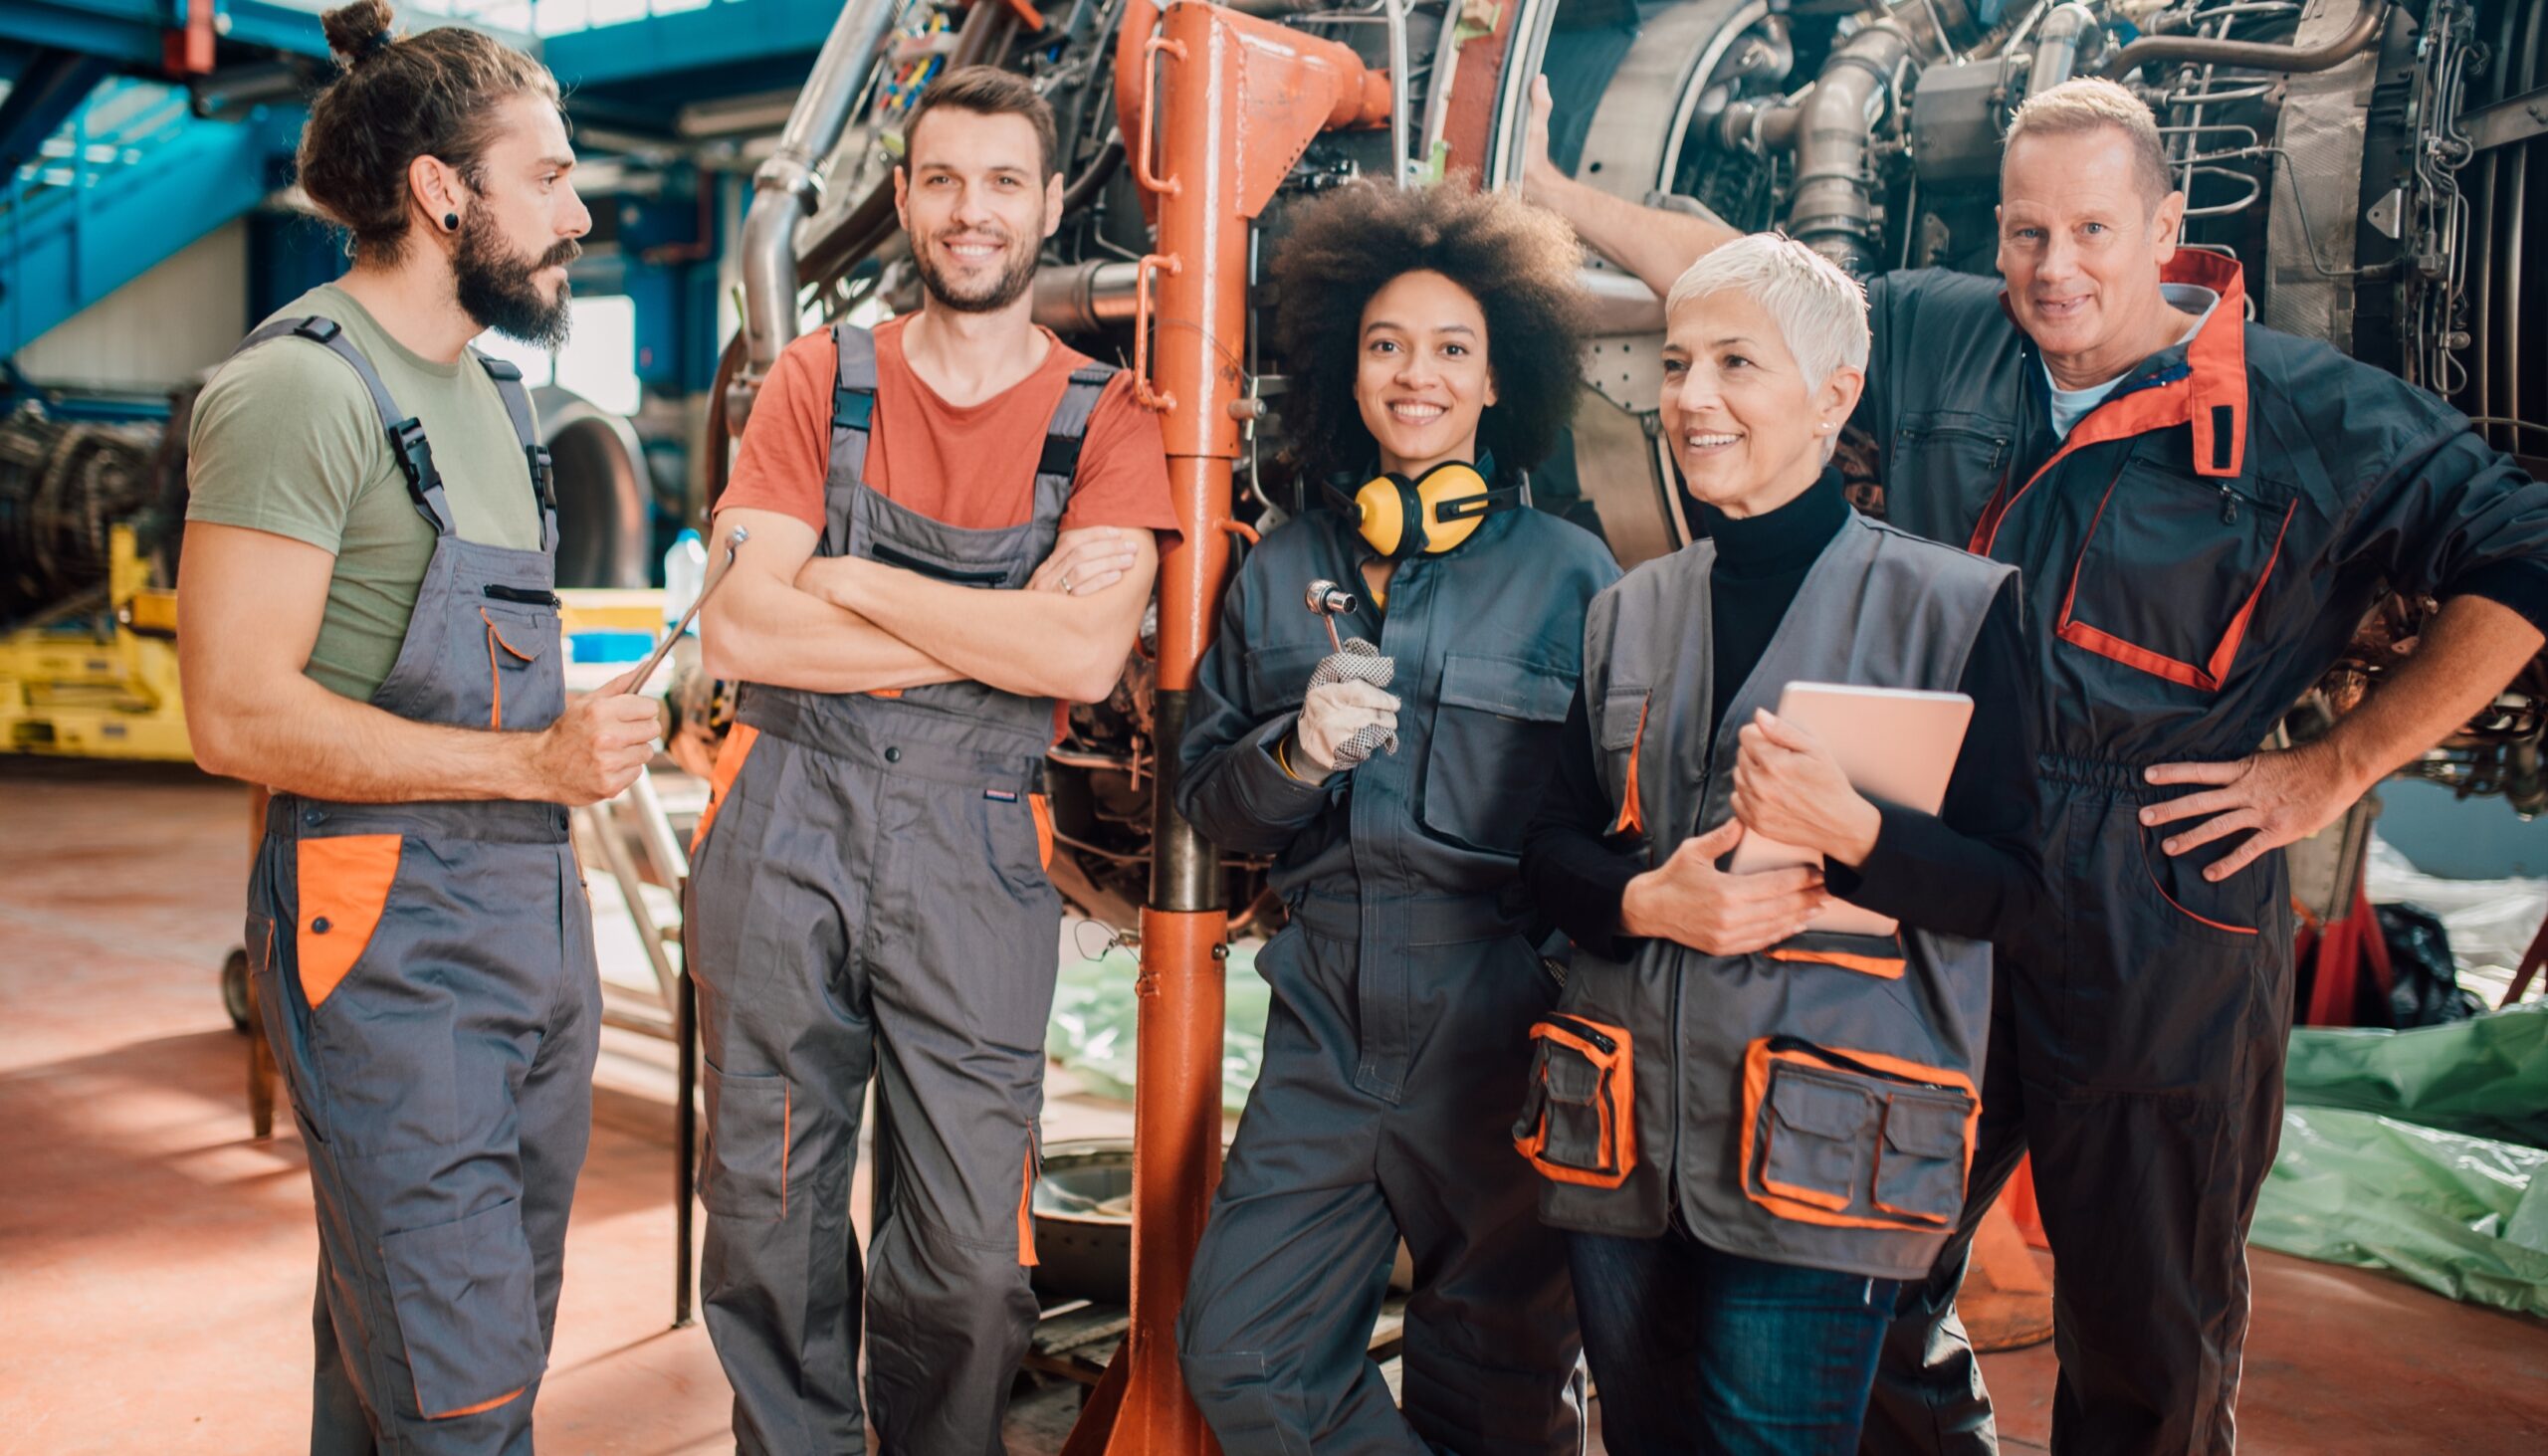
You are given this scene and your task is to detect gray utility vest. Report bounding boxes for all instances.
[732,322,1114,780]
[1516,510,2012,1281]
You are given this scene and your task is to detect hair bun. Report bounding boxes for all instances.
[319,0,399,67]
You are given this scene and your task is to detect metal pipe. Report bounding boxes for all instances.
[1787,21,1914,274]
[734,0,905,424]
[1068,8,1387,1449]
[2030,3,2098,94]
[1712,93,1805,153]
[1384,0,1412,185]
[2097,0,2386,81]
[1032,260,1146,332]
[1059,133,1127,216]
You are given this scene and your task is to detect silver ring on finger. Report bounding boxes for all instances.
[1062,572,1075,594]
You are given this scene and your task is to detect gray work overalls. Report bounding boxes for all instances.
[1855,252,2548,1456]
[1527,513,2007,1282]
[685,322,1110,1455]
[1172,502,1617,1456]
[238,315,599,1455]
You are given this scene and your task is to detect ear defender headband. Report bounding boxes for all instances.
[1324,461,1524,558]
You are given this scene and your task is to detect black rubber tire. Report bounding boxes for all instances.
[221,946,252,1034]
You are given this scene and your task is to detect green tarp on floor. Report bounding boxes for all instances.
[2251,1105,2548,1320]
[2281,1002,2548,1149]
[2254,1003,2548,1319]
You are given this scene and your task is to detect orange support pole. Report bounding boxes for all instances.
[1065,6,1387,1453]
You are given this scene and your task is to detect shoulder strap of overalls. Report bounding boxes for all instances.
[1033,360,1117,520]
[829,321,880,493]
[234,315,452,536]
[470,351,559,553]
[826,323,1114,514]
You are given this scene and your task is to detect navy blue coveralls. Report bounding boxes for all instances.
[1853,251,2548,1456]
[1173,499,1617,1455]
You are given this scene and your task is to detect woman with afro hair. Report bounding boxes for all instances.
[1172,179,1617,1455]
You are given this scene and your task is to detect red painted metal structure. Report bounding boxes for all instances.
[1064,5,1389,1451]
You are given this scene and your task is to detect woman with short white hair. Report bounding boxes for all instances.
[1520,234,2047,1453]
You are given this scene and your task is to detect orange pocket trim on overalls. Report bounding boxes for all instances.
[294,834,402,1010]
[1028,793,1055,870]
[689,724,762,854]
[2052,484,2297,693]
[1017,1136,1040,1268]
[480,608,535,730]
[1513,1015,1637,1189]
[426,1386,528,1421]
[2138,823,2257,936]
[1738,1037,1978,1232]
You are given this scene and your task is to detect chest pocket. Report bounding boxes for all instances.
[476,602,552,731]
[1888,412,2015,543]
[1595,685,1651,840]
[2053,453,2302,693]
[1419,653,1576,856]
[1243,642,1331,715]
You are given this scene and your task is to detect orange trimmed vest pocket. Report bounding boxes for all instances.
[1768,931,1910,979]
[1514,1014,1637,1189]
[294,834,402,1010]
[1739,1036,1976,1231]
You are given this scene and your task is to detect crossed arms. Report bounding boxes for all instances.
[699,508,1157,706]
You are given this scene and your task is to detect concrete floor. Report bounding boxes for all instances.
[4,758,2545,1455]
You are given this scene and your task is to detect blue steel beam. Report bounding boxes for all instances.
[214,0,338,58]
[0,49,114,180]
[543,0,838,90]
[1,103,304,355]
[0,1,160,66]
[0,1,329,68]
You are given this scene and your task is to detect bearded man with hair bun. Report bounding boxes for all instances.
[178,4,651,1450]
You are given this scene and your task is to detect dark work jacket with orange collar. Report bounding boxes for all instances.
[1859,251,2548,1091]
[1866,250,2548,769]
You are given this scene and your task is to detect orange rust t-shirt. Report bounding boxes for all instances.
[720,313,1178,539]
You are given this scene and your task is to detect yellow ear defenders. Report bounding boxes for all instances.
[1324,461,1525,558]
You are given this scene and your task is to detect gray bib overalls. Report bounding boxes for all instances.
[238,316,600,1455]
[684,323,1109,1454]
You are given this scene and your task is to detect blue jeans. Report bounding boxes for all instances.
[1571,1228,1898,1456]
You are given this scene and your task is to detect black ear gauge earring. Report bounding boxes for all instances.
[443,212,459,232]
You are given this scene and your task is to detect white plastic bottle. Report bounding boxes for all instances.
[663,527,708,634]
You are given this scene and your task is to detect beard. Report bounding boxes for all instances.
[911,224,1040,314]
[453,209,580,347]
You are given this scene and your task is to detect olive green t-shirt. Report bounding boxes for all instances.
[185,284,542,702]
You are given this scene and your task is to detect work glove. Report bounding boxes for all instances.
[1295,638,1400,774]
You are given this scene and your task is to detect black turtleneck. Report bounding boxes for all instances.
[1523,469,2045,959]
[1699,467,1853,745]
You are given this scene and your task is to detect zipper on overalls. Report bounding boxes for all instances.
[1540,1013,1616,1054]
[483,583,562,606]
[2215,480,2270,525]
[1768,1034,1958,1094]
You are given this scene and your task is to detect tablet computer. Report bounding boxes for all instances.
[1723,681,1975,938]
